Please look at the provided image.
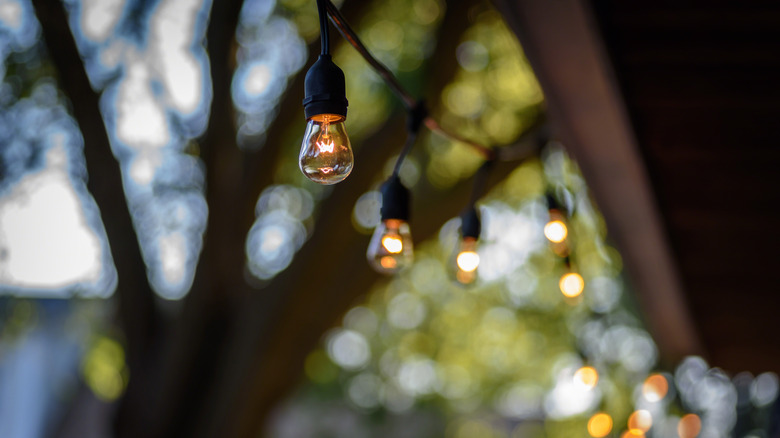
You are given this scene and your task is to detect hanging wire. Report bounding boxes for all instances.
[467,159,495,208]
[392,100,428,177]
[392,131,418,177]
[317,0,330,55]
[325,1,414,109]
[324,0,544,163]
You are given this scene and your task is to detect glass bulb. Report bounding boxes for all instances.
[367,219,413,274]
[452,237,479,284]
[299,114,353,184]
[544,219,568,243]
[559,272,585,297]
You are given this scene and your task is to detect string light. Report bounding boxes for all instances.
[545,193,570,257]
[560,272,585,298]
[367,176,414,274]
[366,102,427,274]
[302,10,721,438]
[311,1,546,275]
[450,161,493,284]
[544,217,568,243]
[453,207,481,285]
[300,7,716,437]
[299,0,353,184]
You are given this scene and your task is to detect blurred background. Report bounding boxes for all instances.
[1,0,779,437]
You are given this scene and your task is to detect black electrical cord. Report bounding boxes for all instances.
[468,159,495,208]
[325,0,413,108]
[392,101,428,177]
[317,0,329,55]
[323,0,546,163]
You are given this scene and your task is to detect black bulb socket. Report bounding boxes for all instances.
[461,206,481,239]
[380,175,410,222]
[545,193,561,211]
[302,54,348,120]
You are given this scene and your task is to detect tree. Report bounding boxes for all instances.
[0,0,538,436]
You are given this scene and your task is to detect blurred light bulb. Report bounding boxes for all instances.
[367,219,413,274]
[588,413,613,438]
[544,219,568,243]
[453,237,480,285]
[642,374,669,402]
[560,272,585,297]
[574,366,599,390]
[299,114,353,184]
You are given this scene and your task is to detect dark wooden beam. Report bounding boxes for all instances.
[491,0,704,364]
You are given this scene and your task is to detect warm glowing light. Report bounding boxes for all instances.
[380,256,397,269]
[642,374,669,402]
[621,431,645,438]
[588,413,613,437]
[381,235,404,254]
[574,366,599,390]
[367,219,413,274]
[452,237,479,285]
[677,414,701,438]
[544,219,568,243]
[628,410,653,434]
[456,251,480,272]
[317,137,335,153]
[560,272,585,297]
[299,114,353,184]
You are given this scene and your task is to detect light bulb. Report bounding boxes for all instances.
[453,237,480,284]
[367,219,413,274]
[560,272,585,297]
[299,113,353,184]
[544,219,568,243]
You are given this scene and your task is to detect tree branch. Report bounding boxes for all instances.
[29,1,159,436]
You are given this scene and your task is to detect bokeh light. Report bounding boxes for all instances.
[588,412,613,437]
[628,410,653,434]
[677,413,701,438]
[573,366,599,390]
[82,336,128,401]
[559,272,585,298]
[456,250,480,272]
[642,373,669,402]
[544,219,567,243]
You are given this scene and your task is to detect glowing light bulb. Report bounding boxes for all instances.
[544,219,568,243]
[560,272,585,297]
[367,219,413,274]
[588,413,613,438]
[299,114,353,184]
[574,366,599,390]
[453,237,480,284]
